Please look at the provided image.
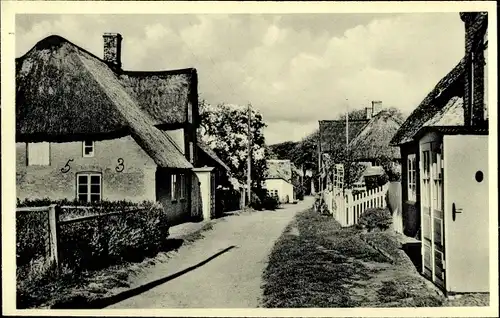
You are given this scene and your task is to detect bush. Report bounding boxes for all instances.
[358,208,392,232]
[16,200,170,275]
[250,188,280,211]
[57,202,169,270]
[262,194,280,210]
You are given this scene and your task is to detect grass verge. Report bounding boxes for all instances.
[18,221,215,309]
[262,208,449,308]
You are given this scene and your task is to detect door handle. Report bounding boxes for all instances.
[452,203,463,221]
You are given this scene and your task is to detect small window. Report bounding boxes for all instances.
[76,173,101,202]
[179,173,186,199]
[189,142,194,163]
[408,154,417,201]
[83,140,95,157]
[171,174,177,201]
[27,142,50,166]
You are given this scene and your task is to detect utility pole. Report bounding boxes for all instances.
[345,98,349,194]
[247,103,252,206]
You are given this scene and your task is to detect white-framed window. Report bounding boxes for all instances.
[27,142,50,166]
[82,140,95,157]
[171,174,177,201]
[77,173,101,202]
[407,154,417,201]
[179,173,186,199]
[189,142,194,163]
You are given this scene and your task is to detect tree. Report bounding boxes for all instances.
[338,108,367,121]
[199,100,267,189]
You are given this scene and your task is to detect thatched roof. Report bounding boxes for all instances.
[265,159,292,182]
[390,58,466,146]
[16,35,192,169]
[349,111,402,160]
[319,119,369,154]
[119,69,198,127]
[197,140,231,172]
[16,35,197,139]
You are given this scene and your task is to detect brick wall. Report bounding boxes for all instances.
[462,12,488,126]
[16,135,156,202]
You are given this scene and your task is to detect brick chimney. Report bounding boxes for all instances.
[103,33,122,69]
[371,100,382,117]
[461,12,488,126]
[365,107,372,120]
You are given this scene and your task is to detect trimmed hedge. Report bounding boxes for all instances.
[358,207,392,232]
[16,199,171,275]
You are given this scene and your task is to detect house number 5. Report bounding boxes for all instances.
[61,159,74,173]
[116,158,125,172]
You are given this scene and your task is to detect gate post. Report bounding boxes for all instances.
[48,204,61,270]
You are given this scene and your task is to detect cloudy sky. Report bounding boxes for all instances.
[16,13,465,145]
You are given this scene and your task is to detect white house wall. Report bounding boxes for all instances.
[16,135,157,202]
[265,179,294,203]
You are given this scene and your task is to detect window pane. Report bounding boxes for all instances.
[78,194,87,202]
[85,140,93,147]
[78,175,88,185]
[90,175,100,184]
[90,184,100,194]
[84,147,93,155]
[90,194,100,202]
[78,185,88,195]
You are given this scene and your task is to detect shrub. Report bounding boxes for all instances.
[262,194,280,210]
[16,200,170,275]
[358,207,392,232]
[57,202,169,270]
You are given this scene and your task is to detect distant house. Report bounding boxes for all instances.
[390,12,489,294]
[318,101,387,191]
[349,110,402,164]
[16,33,207,225]
[264,159,294,203]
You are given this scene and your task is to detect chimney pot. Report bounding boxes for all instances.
[103,33,122,68]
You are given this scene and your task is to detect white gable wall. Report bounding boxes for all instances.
[265,178,294,203]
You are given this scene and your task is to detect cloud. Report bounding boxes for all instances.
[16,13,465,145]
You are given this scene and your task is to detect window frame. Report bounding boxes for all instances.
[407,154,417,201]
[178,173,186,200]
[171,174,177,201]
[82,140,95,158]
[76,172,102,203]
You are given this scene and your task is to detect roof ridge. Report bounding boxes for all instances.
[17,35,197,76]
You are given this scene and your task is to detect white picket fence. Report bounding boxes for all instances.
[327,183,389,227]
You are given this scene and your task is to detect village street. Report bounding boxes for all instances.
[107,197,314,308]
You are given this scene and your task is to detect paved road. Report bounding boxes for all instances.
[108,197,313,308]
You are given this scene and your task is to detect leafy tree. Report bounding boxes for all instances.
[199,99,267,189]
[338,108,367,121]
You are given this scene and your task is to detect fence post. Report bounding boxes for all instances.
[48,204,61,270]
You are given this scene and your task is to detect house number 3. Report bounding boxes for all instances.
[116,158,125,172]
[61,159,74,173]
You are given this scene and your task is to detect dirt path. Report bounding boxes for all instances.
[107,197,313,308]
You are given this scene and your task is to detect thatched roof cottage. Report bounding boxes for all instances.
[390,12,489,294]
[264,159,295,203]
[349,110,402,163]
[15,33,229,224]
